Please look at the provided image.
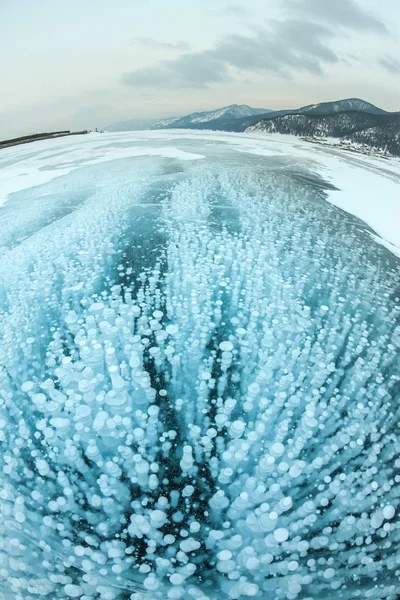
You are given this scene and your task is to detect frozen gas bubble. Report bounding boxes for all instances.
[297,540,309,552]
[21,381,35,393]
[65,310,78,324]
[371,512,384,529]
[183,485,195,497]
[279,496,293,511]
[324,568,335,579]
[288,560,299,571]
[180,538,201,553]
[166,324,179,335]
[274,528,289,543]
[0,156,399,600]
[217,550,232,561]
[170,573,185,585]
[150,509,167,528]
[219,341,234,352]
[241,583,259,597]
[164,535,176,545]
[64,584,82,598]
[50,417,70,429]
[246,557,260,570]
[229,420,246,438]
[247,383,260,397]
[190,521,201,533]
[15,512,25,523]
[383,505,395,520]
[144,575,160,591]
[270,442,285,457]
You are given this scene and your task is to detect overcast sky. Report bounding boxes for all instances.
[0,0,399,137]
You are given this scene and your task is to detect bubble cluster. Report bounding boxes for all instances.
[0,166,399,600]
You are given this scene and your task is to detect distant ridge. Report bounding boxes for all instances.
[105,104,271,133]
[105,98,399,156]
[267,98,387,118]
[106,98,390,134]
[246,103,400,157]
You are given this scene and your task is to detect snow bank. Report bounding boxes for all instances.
[227,132,400,255]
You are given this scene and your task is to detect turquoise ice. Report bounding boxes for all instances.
[0,133,399,600]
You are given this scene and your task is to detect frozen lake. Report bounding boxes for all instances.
[0,131,399,600]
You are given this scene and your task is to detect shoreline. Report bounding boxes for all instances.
[0,129,89,150]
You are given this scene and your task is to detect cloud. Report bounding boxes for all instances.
[122,20,339,88]
[216,21,337,74]
[379,55,400,75]
[122,0,390,90]
[286,0,388,34]
[221,4,251,18]
[131,37,191,51]
[122,51,232,88]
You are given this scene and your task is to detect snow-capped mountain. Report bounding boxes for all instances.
[205,98,389,133]
[106,105,271,132]
[152,104,270,128]
[152,98,389,132]
[105,98,396,146]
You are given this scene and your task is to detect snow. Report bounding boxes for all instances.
[190,105,256,123]
[369,233,400,258]
[150,105,260,128]
[0,132,204,206]
[1,130,399,257]
[227,131,400,255]
[0,130,399,600]
[153,117,181,127]
[191,109,229,123]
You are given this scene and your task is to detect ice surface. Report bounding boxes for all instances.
[0,133,204,207]
[2,130,398,255]
[0,131,399,600]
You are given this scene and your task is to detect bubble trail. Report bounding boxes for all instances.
[0,167,399,600]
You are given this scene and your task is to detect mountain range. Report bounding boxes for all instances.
[105,98,400,156]
[106,104,271,133]
[247,103,400,156]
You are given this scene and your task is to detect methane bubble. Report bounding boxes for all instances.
[0,142,399,600]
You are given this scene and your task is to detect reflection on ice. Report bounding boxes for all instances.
[0,138,399,600]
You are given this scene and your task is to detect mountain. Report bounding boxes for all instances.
[350,122,400,157]
[152,104,271,130]
[246,109,400,156]
[229,98,387,131]
[298,98,387,115]
[105,105,271,133]
[274,98,387,117]
[247,111,397,137]
[105,98,399,155]
[105,99,387,133]
[152,98,388,133]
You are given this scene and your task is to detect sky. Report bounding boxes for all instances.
[0,0,399,137]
